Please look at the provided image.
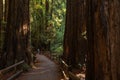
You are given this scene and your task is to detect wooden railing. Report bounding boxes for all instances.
[59,58,85,80]
[0,60,24,80]
[59,58,69,80]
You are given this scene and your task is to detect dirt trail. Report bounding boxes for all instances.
[16,54,61,80]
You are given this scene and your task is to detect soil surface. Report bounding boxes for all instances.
[16,54,61,80]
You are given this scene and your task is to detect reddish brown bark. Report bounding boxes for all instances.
[63,0,87,67]
[4,0,31,66]
[86,0,120,80]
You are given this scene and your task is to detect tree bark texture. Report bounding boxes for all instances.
[0,0,3,57]
[0,0,3,33]
[63,0,88,67]
[5,0,9,22]
[86,0,120,80]
[5,0,31,66]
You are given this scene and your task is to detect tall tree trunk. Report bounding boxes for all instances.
[5,0,9,22]
[63,0,87,67]
[3,0,9,53]
[0,0,3,29]
[0,0,3,58]
[5,0,16,66]
[0,0,3,45]
[5,0,30,66]
[45,0,50,50]
[86,0,94,79]
[76,0,88,65]
[86,0,120,80]
[22,0,31,65]
[63,0,74,65]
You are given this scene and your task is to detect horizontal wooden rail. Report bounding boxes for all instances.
[0,60,24,80]
[7,70,23,80]
[59,58,70,80]
[60,59,69,68]
[60,58,85,80]
[0,60,24,74]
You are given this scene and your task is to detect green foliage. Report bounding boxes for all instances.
[30,0,66,53]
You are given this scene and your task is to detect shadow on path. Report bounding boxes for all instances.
[16,54,61,80]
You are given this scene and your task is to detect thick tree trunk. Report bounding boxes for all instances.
[76,0,88,65]
[22,0,31,65]
[0,0,3,29]
[5,0,15,66]
[0,0,3,58]
[86,0,94,79]
[5,0,30,66]
[0,0,3,45]
[3,0,9,53]
[63,0,87,67]
[63,0,74,66]
[5,0,9,22]
[86,0,120,80]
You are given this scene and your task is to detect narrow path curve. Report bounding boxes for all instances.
[16,54,61,80]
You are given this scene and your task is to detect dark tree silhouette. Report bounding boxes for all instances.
[4,0,31,66]
[0,0,3,60]
[0,0,3,34]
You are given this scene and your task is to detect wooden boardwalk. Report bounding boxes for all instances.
[16,54,61,80]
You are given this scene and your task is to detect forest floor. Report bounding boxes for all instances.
[16,54,62,80]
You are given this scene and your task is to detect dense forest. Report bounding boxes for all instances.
[0,0,120,80]
[0,0,66,67]
[30,0,66,53]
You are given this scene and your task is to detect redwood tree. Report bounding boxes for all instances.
[86,0,120,80]
[0,0,3,57]
[5,0,9,22]
[0,0,3,68]
[0,0,3,35]
[4,0,31,66]
[63,0,87,67]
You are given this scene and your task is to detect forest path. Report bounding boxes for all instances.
[16,54,61,80]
